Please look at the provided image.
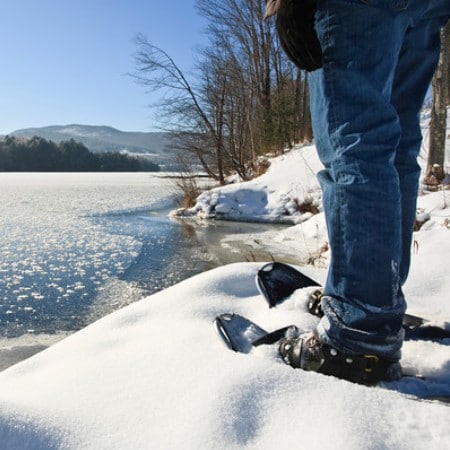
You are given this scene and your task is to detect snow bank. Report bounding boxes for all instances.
[0,145,449,449]
[0,256,449,449]
[176,145,323,223]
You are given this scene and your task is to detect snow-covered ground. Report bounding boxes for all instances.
[0,143,449,449]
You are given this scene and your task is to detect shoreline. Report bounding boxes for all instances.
[176,215,304,266]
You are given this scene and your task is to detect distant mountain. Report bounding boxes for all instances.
[10,124,181,170]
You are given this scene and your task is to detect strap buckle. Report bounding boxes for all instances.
[362,355,380,373]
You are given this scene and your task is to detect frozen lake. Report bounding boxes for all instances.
[0,173,221,338]
[0,173,179,337]
[0,172,278,369]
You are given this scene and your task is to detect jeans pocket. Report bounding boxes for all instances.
[357,0,409,11]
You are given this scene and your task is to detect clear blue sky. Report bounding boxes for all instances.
[0,0,207,134]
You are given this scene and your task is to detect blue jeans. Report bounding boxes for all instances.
[309,0,450,360]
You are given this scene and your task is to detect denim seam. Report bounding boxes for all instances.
[353,0,409,12]
[322,0,344,287]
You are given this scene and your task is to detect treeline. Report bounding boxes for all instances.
[0,136,159,172]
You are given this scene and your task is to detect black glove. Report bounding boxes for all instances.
[267,0,323,72]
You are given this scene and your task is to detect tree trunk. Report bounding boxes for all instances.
[301,74,313,143]
[427,22,450,185]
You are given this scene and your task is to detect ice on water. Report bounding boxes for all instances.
[0,173,176,337]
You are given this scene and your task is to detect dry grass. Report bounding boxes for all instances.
[175,176,202,209]
[306,242,329,266]
[244,158,271,181]
[293,197,320,215]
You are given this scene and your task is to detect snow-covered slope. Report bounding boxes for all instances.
[0,252,449,449]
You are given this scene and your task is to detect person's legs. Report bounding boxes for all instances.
[308,0,448,361]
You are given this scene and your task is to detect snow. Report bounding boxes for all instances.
[0,145,450,449]
[179,145,323,223]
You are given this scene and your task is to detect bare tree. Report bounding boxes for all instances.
[133,33,213,133]
[197,0,292,152]
[133,1,313,184]
[133,33,231,183]
[427,22,450,185]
